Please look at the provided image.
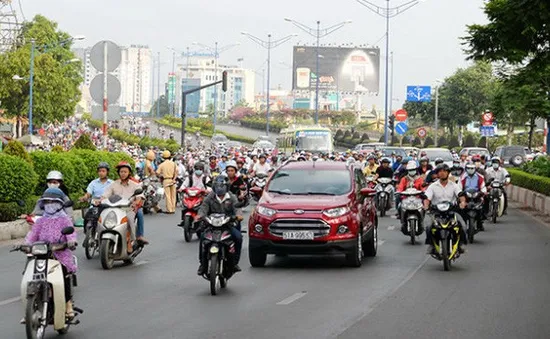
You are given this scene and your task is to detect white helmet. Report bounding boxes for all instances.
[46,170,63,181]
[225,160,238,171]
[406,161,418,171]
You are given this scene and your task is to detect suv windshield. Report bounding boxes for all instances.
[268,169,351,196]
[422,149,454,161]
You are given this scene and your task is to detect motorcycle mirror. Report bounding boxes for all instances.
[360,187,376,197]
[61,227,75,235]
[133,188,143,196]
[64,200,74,208]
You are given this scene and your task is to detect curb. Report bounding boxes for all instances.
[0,211,82,242]
[506,184,550,217]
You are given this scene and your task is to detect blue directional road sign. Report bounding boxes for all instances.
[395,122,408,135]
[406,86,432,102]
[480,126,495,137]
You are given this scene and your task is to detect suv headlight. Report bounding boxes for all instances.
[103,211,118,228]
[257,205,276,217]
[323,206,349,218]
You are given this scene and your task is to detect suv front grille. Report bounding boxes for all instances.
[269,219,330,238]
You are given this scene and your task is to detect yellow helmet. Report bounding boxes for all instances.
[162,150,171,159]
[146,150,155,161]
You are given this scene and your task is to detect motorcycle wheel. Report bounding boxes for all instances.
[492,202,498,224]
[183,216,192,243]
[209,254,221,296]
[84,228,97,260]
[379,198,386,217]
[468,218,475,244]
[409,220,416,245]
[442,237,452,271]
[25,292,46,339]
[100,241,115,270]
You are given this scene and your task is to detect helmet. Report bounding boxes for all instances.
[46,171,63,181]
[402,156,412,164]
[116,161,133,173]
[406,161,418,171]
[491,156,501,164]
[435,164,450,173]
[452,160,461,168]
[194,162,205,171]
[146,150,155,161]
[465,162,476,174]
[419,156,428,163]
[209,155,217,160]
[434,157,444,165]
[38,187,66,207]
[225,160,238,171]
[381,157,391,164]
[212,176,228,196]
[367,155,375,161]
[162,150,171,159]
[259,153,267,159]
[97,162,110,171]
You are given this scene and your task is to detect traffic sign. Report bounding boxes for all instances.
[90,40,122,72]
[90,73,121,104]
[395,122,408,135]
[406,86,432,102]
[417,127,427,138]
[480,126,495,137]
[482,111,493,122]
[394,109,408,122]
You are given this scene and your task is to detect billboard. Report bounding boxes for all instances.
[167,73,176,104]
[292,46,380,93]
[182,78,200,117]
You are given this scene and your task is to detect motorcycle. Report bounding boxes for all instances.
[179,187,206,242]
[398,188,424,245]
[488,179,507,224]
[175,176,185,207]
[464,188,484,244]
[365,175,376,189]
[375,177,393,217]
[201,214,239,295]
[98,190,145,270]
[12,227,83,338]
[142,178,164,214]
[429,201,462,271]
[250,173,268,201]
[82,205,101,260]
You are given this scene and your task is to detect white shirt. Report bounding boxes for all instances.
[425,179,463,205]
[485,166,509,183]
[253,162,271,174]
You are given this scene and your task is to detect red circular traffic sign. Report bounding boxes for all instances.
[417,128,427,138]
[482,111,493,122]
[394,109,408,122]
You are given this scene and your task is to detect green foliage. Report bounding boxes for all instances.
[508,168,550,196]
[3,140,32,163]
[240,117,288,133]
[0,154,38,203]
[73,133,96,150]
[463,135,475,147]
[477,136,487,148]
[0,15,82,125]
[412,137,421,147]
[150,95,170,117]
[30,151,80,195]
[335,129,344,141]
[51,145,64,153]
[438,136,448,147]
[361,133,370,143]
[449,136,460,148]
[424,136,434,147]
[156,117,256,144]
[521,157,550,177]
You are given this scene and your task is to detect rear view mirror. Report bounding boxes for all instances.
[64,200,74,208]
[360,188,376,197]
[61,227,74,235]
[133,188,143,196]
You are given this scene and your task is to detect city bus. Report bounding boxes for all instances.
[278,125,334,154]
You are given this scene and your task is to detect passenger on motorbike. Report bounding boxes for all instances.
[424,164,468,255]
[472,155,487,176]
[25,188,78,318]
[425,158,445,185]
[396,161,425,220]
[196,176,244,275]
[450,160,464,181]
[363,155,378,177]
[484,157,510,214]
[101,162,148,249]
[226,161,248,210]
[418,157,432,177]
[31,171,74,221]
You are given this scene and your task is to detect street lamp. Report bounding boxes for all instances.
[284,18,352,124]
[22,35,85,135]
[241,32,296,136]
[356,0,425,145]
[192,41,240,133]
[434,79,442,147]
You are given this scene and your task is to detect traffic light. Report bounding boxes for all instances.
[389,115,395,145]
[222,71,228,92]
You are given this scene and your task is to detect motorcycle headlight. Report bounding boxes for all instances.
[402,198,422,210]
[187,190,198,197]
[104,211,118,228]
[31,243,48,255]
[376,185,383,192]
[323,206,349,218]
[207,216,229,227]
[492,182,501,188]
[436,202,451,212]
[257,205,276,217]
[384,185,393,192]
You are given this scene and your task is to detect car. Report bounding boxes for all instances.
[253,140,274,152]
[211,134,228,148]
[493,145,527,167]
[354,142,384,152]
[403,147,419,156]
[420,148,454,167]
[248,161,378,268]
[227,140,242,149]
[378,147,407,159]
[459,147,491,158]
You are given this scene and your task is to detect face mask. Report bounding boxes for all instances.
[408,170,417,177]
[453,163,460,168]
[47,183,60,189]
[492,163,499,169]
[195,170,203,176]
[466,169,476,175]
[43,202,63,216]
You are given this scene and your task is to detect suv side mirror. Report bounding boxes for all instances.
[360,188,376,197]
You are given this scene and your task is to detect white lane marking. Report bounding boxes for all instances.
[0,296,20,306]
[387,226,396,231]
[134,260,149,266]
[276,291,307,305]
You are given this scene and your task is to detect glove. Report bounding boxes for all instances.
[67,241,78,250]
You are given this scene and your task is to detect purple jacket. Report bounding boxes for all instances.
[25,217,78,273]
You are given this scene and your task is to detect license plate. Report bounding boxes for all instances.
[282,231,314,240]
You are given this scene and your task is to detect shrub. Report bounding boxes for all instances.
[30,152,79,196]
[449,135,460,148]
[344,130,352,140]
[0,154,38,204]
[73,133,96,150]
[361,133,370,143]
[424,136,434,147]
[477,136,487,148]
[352,131,361,140]
[378,135,384,142]
[509,168,550,196]
[522,156,550,177]
[463,134,475,147]
[69,149,104,184]
[412,137,421,147]
[51,145,65,153]
[335,129,344,141]
[438,136,448,147]
[3,140,32,163]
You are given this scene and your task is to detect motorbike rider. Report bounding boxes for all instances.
[450,160,465,181]
[196,176,244,275]
[425,158,445,185]
[396,161,425,221]
[25,188,78,318]
[183,163,210,190]
[472,155,487,176]
[79,162,113,242]
[218,154,228,172]
[374,158,394,181]
[484,157,510,214]
[363,155,378,177]
[418,157,432,177]
[208,155,219,174]
[424,164,468,255]
[101,162,148,249]
[251,154,271,176]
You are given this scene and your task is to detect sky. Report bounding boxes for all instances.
[14,0,488,110]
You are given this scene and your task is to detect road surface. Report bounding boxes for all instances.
[0,203,549,338]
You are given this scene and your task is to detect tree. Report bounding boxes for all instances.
[402,101,435,124]
[73,133,96,151]
[0,15,82,132]
[150,95,170,117]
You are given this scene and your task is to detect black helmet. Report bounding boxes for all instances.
[212,176,228,196]
[98,162,110,171]
[194,162,205,171]
[435,163,450,173]
[434,157,444,165]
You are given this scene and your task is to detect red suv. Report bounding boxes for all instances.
[248,161,378,267]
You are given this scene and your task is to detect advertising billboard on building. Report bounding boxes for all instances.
[182,78,200,117]
[292,46,380,93]
[167,73,176,104]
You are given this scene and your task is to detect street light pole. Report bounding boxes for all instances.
[284,18,352,124]
[435,84,439,147]
[241,32,296,136]
[157,52,161,117]
[28,39,35,135]
[355,0,424,145]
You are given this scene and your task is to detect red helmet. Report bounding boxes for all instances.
[116,161,133,173]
